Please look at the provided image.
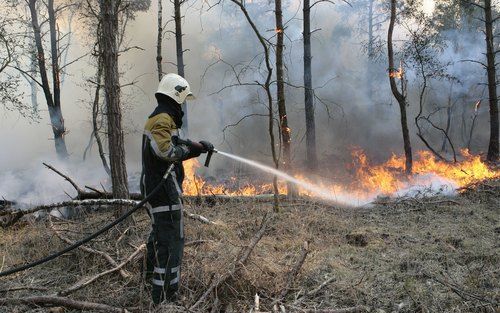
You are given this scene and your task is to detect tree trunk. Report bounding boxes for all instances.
[303,0,318,170]
[99,0,129,206]
[174,0,188,131]
[367,0,374,100]
[387,0,412,174]
[93,57,111,175]
[156,0,163,81]
[29,41,38,113]
[484,0,499,162]
[368,0,374,59]
[28,0,69,159]
[275,0,296,197]
[228,0,280,210]
[441,95,453,153]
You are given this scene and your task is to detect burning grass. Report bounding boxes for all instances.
[0,179,498,312]
[183,150,499,205]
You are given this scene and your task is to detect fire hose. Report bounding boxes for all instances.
[0,163,177,278]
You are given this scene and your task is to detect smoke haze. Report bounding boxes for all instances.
[0,0,494,203]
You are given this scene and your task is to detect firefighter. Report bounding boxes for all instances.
[140,73,213,304]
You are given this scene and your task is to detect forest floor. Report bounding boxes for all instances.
[0,179,498,313]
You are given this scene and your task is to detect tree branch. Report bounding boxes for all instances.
[189,213,268,310]
[0,296,129,312]
[59,244,145,296]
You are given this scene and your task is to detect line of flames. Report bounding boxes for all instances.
[182,149,499,200]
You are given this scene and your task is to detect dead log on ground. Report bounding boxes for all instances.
[0,199,138,217]
[43,163,141,200]
[0,199,16,208]
[2,199,215,229]
[0,296,129,313]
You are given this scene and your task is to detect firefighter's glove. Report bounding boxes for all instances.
[186,140,204,158]
[199,141,214,153]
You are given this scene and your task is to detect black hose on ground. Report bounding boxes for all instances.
[0,164,175,278]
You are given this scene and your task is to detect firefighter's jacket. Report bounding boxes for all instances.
[141,94,195,303]
[140,94,192,207]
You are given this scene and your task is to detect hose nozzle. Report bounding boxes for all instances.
[204,149,218,167]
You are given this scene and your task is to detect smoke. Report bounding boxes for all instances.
[0,0,494,203]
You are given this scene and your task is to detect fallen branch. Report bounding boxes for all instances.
[291,276,336,308]
[0,296,129,313]
[303,276,335,299]
[59,244,145,296]
[43,163,141,200]
[184,210,215,224]
[0,199,138,217]
[184,194,288,206]
[190,213,268,310]
[0,286,49,293]
[277,241,309,302]
[185,240,212,247]
[43,162,82,194]
[303,306,370,313]
[2,196,289,220]
[0,212,24,228]
[0,199,16,208]
[49,216,130,279]
[424,272,497,305]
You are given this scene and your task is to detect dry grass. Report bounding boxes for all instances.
[0,180,499,312]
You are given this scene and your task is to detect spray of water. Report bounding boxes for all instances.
[217,151,373,207]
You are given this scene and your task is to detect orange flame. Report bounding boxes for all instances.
[182,150,499,200]
[389,68,403,79]
[389,61,404,79]
[474,100,481,113]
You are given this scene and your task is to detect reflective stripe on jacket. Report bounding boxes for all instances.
[141,105,189,207]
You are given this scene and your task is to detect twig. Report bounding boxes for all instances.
[303,306,370,313]
[85,185,104,195]
[190,213,268,310]
[59,244,145,296]
[184,210,215,224]
[49,216,130,279]
[0,286,49,293]
[0,296,129,313]
[276,241,309,303]
[185,240,212,247]
[43,162,82,194]
[293,276,336,306]
[424,272,497,305]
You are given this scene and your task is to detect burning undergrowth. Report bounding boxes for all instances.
[0,179,498,312]
[183,149,499,206]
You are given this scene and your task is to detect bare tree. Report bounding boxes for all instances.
[27,0,69,159]
[174,0,188,130]
[387,0,412,173]
[302,0,318,170]
[228,0,279,210]
[275,0,295,197]
[0,17,23,115]
[99,0,129,205]
[157,0,163,81]
[83,54,111,176]
[482,0,499,161]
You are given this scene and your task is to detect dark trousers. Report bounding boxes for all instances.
[145,204,184,304]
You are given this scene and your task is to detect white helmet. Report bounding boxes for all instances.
[156,73,195,104]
